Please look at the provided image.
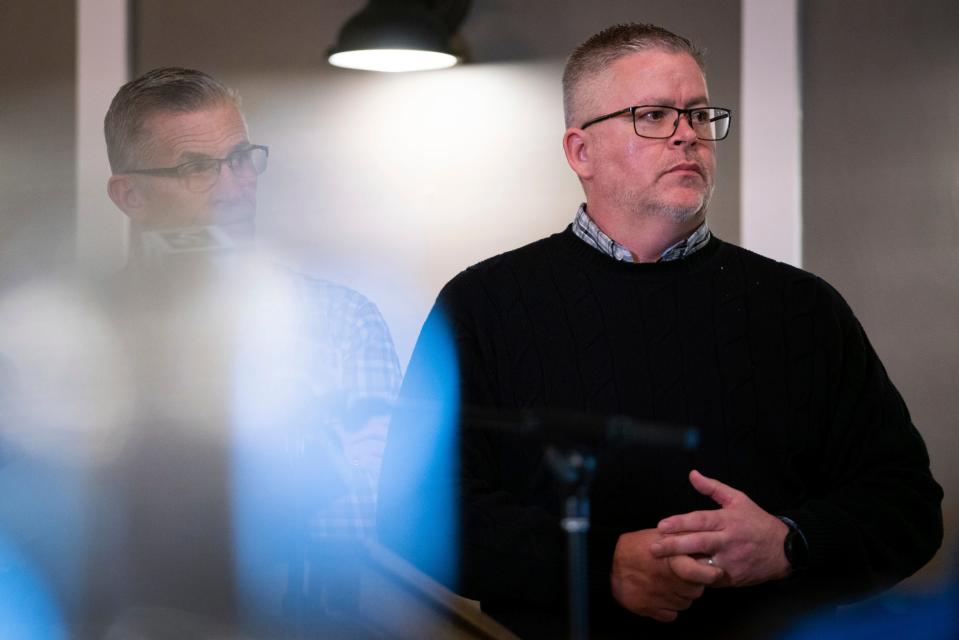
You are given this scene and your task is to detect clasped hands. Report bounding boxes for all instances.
[610,469,791,622]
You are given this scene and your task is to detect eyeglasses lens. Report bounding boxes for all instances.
[180,147,269,192]
[633,107,729,141]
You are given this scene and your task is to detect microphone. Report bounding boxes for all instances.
[140,225,236,268]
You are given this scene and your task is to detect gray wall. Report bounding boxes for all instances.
[0,1,76,287]
[134,0,740,241]
[803,0,959,577]
[133,0,742,366]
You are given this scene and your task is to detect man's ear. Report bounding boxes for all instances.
[107,175,149,223]
[563,128,594,181]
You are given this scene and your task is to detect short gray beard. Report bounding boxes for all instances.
[618,185,713,224]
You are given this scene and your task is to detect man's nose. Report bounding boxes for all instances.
[214,160,256,195]
[670,112,699,145]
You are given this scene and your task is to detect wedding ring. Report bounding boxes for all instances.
[706,557,717,567]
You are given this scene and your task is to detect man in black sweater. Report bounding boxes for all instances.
[378,23,943,638]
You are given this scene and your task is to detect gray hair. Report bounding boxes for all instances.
[104,67,240,173]
[562,23,705,128]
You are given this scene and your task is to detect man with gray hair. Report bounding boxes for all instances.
[98,67,402,635]
[380,23,942,638]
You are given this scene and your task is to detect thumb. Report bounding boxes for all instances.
[689,469,738,507]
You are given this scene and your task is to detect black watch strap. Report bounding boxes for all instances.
[780,517,809,571]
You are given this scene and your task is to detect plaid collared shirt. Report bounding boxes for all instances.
[571,203,712,262]
[288,277,402,541]
[234,268,401,544]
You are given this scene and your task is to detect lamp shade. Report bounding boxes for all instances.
[329,0,460,72]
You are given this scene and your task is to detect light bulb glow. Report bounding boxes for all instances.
[329,49,458,73]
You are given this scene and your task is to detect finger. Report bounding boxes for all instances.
[346,432,388,446]
[668,555,724,585]
[650,609,679,623]
[658,509,723,534]
[671,581,705,603]
[688,469,739,507]
[657,591,694,612]
[650,532,718,557]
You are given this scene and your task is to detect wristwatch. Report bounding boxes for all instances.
[782,518,809,571]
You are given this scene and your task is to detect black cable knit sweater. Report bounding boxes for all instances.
[379,227,943,639]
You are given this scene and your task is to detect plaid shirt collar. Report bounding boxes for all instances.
[571,203,711,263]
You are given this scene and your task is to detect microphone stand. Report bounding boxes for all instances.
[546,446,596,640]
[474,408,696,640]
[380,401,700,640]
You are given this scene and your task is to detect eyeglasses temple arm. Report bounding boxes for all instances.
[579,108,634,130]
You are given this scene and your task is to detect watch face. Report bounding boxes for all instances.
[785,527,808,570]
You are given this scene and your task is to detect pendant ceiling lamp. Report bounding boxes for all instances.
[328,0,470,73]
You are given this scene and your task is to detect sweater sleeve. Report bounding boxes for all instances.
[779,280,943,599]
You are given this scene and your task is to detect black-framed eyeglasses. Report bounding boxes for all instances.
[580,106,732,141]
[124,144,270,193]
